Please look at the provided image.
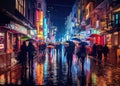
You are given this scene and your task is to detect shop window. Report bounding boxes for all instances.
[0,32,5,53]
[114,35,118,46]
[7,33,13,53]
[115,13,119,25]
[112,13,119,27]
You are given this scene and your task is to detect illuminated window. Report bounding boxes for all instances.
[15,0,26,16]
[115,13,118,24]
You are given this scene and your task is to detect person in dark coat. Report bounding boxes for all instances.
[103,44,109,62]
[20,41,27,65]
[92,43,97,63]
[27,41,36,74]
[97,44,103,65]
[77,44,87,75]
[19,41,27,78]
[65,41,75,76]
[56,43,62,55]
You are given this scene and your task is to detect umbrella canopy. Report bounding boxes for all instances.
[63,42,69,47]
[47,45,55,48]
[48,43,54,46]
[86,37,94,41]
[66,41,75,47]
[71,38,81,43]
[47,43,55,48]
[89,34,100,37]
[79,41,88,46]
[20,35,31,40]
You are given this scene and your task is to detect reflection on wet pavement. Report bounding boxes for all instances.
[0,47,120,86]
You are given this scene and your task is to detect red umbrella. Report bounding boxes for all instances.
[89,34,100,37]
[86,37,94,41]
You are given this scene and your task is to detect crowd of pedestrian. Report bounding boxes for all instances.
[17,40,109,83]
[18,40,36,79]
[91,43,109,65]
[64,40,109,77]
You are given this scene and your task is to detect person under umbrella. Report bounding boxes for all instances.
[92,43,98,63]
[77,41,88,75]
[64,41,75,77]
[71,38,81,44]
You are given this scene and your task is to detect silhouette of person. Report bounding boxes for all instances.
[97,44,103,65]
[19,41,27,80]
[77,44,87,75]
[65,41,75,76]
[103,44,109,62]
[56,43,62,56]
[27,41,36,75]
[92,43,97,63]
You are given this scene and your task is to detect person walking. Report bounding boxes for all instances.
[103,44,109,62]
[92,43,97,63]
[27,41,36,75]
[65,41,75,77]
[19,41,28,79]
[77,44,87,75]
[97,44,103,65]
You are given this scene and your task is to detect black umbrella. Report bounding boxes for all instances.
[79,41,88,45]
[66,41,75,46]
[71,38,81,42]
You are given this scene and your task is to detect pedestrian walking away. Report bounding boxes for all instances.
[92,43,97,63]
[103,44,109,63]
[64,41,75,77]
[27,41,36,75]
[19,41,28,79]
[77,44,87,75]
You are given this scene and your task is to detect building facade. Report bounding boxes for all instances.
[70,0,120,57]
[0,0,37,68]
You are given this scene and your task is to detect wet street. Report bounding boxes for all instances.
[0,47,120,86]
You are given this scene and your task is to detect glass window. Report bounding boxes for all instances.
[16,0,18,10]
[114,35,118,45]
[115,13,119,24]
[0,32,5,53]
[15,0,26,16]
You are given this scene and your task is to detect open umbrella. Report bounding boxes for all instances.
[71,38,81,43]
[89,34,100,37]
[66,41,75,47]
[20,35,31,40]
[79,41,88,45]
[86,37,94,41]
[47,45,55,48]
[47,43,55,48]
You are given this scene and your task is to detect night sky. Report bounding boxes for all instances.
[46,0,75,40]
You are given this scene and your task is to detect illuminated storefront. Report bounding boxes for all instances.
[0,21,28,58]
[0,29,5,54]
[6,22,27,54]
[43,18,48,40]
[106,34,112,47]
[88,29,105,45]
[36,10,44,40]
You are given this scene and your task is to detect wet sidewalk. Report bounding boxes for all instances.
[0,49,120,86]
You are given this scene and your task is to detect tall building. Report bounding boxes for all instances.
[36,0,47,41]
[0,0,37,66]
